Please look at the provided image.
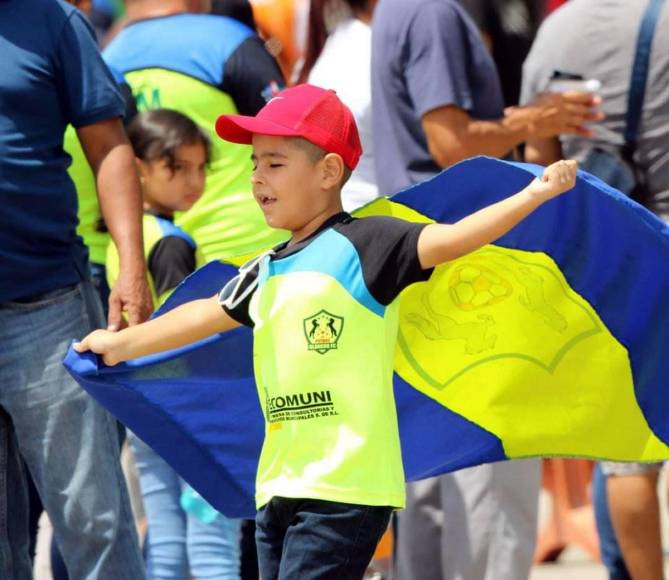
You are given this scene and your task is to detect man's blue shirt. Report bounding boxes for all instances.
[0,0,124,302]
[372,0,504,195]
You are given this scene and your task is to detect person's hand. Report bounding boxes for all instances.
[108,265,153,330]
[510,92,604,138]
[74,329,125,366]
[528,160,578,201]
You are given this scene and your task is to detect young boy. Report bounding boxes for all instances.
[75,84,578,579]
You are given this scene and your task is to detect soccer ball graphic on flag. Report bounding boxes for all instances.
[448,264,512,311]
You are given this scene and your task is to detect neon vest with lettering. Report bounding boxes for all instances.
[106,214,198,307]
[249,228,405,509]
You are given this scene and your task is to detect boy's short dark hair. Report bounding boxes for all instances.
[291,137,353,188]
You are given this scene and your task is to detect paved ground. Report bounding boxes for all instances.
[532,549,669,579]
[530,548,608,580]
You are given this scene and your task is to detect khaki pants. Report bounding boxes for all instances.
[396,460,541,580]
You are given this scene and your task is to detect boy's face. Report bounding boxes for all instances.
[251,135,337,232]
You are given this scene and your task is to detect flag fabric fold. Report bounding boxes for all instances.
[65,156,669,518]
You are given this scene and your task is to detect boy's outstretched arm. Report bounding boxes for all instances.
[417,160,577,269]
[74,296,241,366]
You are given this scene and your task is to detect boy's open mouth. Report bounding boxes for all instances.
[257,194,277,207]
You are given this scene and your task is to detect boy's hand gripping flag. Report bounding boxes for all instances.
[65,157,669,518]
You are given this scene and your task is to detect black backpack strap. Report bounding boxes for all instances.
[623,0,666,159]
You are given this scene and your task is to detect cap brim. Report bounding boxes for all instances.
[215,115,302,144]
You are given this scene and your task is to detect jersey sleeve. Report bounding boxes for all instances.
[347,217,434,306]
[221,36,285,115]
[404,2,478,116]
[148,236,197,301]
[55,11,125,127]
[218,260,260,327]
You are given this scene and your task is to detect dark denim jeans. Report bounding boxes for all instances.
[89,261,110,320]
[256,497,392,580]
[0,281,144,579]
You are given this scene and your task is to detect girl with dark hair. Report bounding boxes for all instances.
[297,0,379,212]
[108,109,242,580]
[126,108,211,225]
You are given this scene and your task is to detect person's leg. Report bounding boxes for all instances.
[395,477,445,580]
[88,261,111,320]
[397,462,540,580]
[48,264,124,577]
[592,464,631,580]
[0,281,145,580]
[186,506,241,579]
[50,533,70,580]
[604,462,663,580]
[240,520,260,580]
[129,433,188,579]
[255,499,288,580]
[0,408,32,580]
[26,465,42,561]
[277,498,392,580]
[441,461,541,580]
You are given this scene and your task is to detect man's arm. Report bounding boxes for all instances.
[74,296,241,365]
[422,93,601,168]
[77,118,153,329]
[417,160,577,268]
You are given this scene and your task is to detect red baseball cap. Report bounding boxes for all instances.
[215,84,362,171]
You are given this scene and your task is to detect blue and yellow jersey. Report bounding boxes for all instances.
[221,213,433,508]
[104,14,287,264]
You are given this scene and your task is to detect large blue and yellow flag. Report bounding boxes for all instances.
[65,157,669,518]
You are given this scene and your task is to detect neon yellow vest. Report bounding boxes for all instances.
[249,228,405,509]
[65,125,109,265]
[106,213,198,307]
[124,69,287,264]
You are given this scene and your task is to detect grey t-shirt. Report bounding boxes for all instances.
[371,0,505,195]
[521,0,669,220]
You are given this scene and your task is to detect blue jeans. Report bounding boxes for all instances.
[255,497,392,580]
[130,434,241,579]
[0,281,145,579]
[593,465,632,580]
[89,261,110,320]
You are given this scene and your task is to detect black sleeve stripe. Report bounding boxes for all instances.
[219,262,259,328]
[336,217,434,306]
[221,36,285,115]
[148,236,197,299]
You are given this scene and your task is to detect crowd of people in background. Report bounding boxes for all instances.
[1,0,668,578]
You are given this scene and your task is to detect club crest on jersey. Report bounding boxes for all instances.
[303,310,344,354]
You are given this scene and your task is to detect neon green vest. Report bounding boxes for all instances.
[124,69,287,264]
[107,213,198,307]
[249,228,405,509]
[65,126,109,265]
